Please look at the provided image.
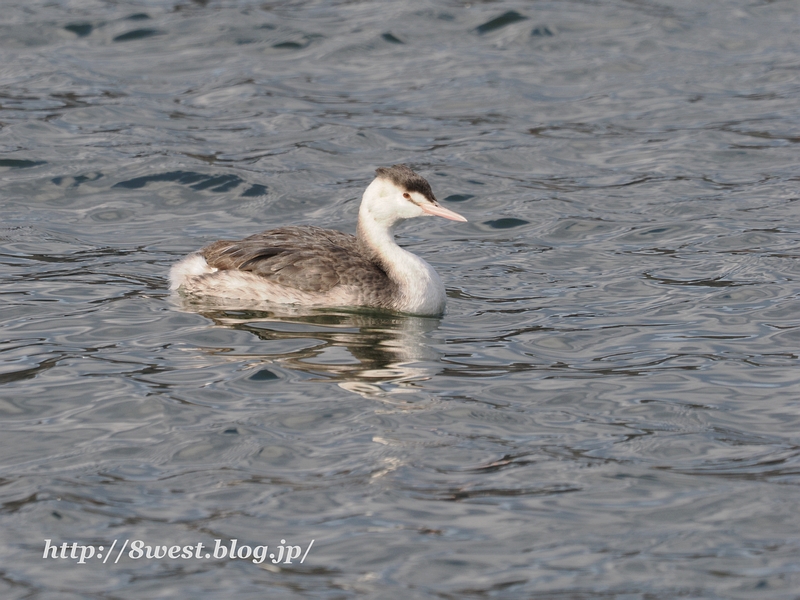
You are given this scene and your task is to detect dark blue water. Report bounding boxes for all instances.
[2,1,800,597]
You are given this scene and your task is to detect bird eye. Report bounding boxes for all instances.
[403,192,411,199]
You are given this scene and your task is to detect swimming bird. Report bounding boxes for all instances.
[169,165,467,316]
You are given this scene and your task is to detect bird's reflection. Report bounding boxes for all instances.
[176,296,442,399]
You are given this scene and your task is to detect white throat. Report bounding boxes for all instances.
[357,181,446,314]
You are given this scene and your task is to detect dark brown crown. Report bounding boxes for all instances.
[375,164,436,203]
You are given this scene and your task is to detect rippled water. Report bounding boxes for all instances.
[2,0,800,597]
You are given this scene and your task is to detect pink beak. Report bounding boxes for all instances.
[420,202,468,222]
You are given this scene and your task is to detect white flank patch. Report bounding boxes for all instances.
[168,254,215,290]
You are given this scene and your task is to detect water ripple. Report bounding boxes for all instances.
[2,0,800,597]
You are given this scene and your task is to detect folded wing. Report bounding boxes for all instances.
[201,226,388,294]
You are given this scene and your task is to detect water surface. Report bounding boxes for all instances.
[2,0,800,598]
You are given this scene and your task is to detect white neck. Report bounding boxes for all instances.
[357,187,446,315]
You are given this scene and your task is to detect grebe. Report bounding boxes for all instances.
[169,165,467,316]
